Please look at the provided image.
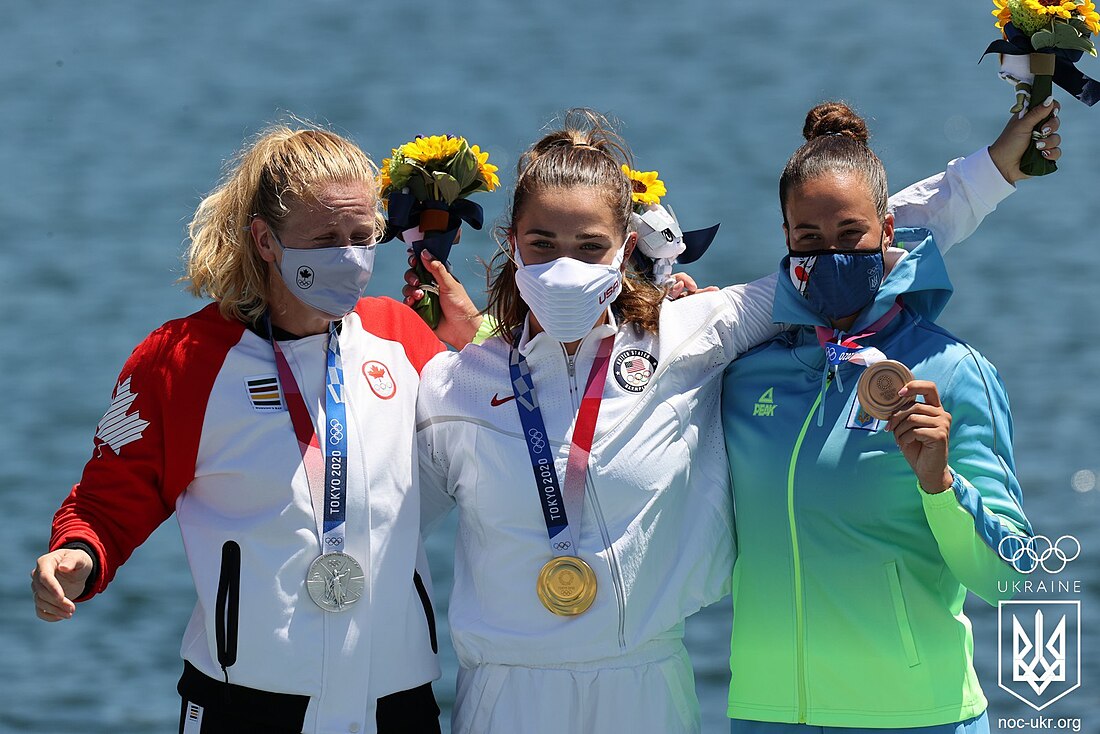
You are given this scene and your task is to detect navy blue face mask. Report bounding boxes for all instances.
[786,249,885,323]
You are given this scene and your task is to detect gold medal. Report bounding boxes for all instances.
[536,556,597,616]
[856,359,916,420]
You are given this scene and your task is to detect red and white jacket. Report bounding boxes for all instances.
[51,298,443,734]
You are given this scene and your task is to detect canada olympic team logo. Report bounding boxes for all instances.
[362,361,396,400]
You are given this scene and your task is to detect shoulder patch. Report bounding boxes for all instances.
[93,377,150,456]
[245,374,283,412]
[362,360,397,400]
[613,349,657,393]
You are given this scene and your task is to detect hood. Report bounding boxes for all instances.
[772,227,953,332]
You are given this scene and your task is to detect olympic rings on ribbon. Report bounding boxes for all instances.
[553,541,572,551]
[329,418,344,444]
[998,534,1080,574]
[527,428,546,453]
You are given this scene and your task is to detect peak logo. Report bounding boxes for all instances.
[752,388,777,417]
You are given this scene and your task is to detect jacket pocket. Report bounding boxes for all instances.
[885,560,921,668]
[413,570,438,654]
[215,541,241,673]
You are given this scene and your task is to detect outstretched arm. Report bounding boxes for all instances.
[889,101,1061,253]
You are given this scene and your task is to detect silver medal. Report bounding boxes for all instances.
[306,552,365,612]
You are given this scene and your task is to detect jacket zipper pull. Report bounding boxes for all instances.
[566,355,576,378]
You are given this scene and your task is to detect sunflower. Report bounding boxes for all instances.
[993,0,1013,30]
[398,134,464,168]
[1008,0,1075,30]
[622,165,667,207]
[378,155,393,194]
[1078,0,1100,35]
[469,144,500,191]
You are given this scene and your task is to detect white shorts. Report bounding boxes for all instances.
[452,639,700,734]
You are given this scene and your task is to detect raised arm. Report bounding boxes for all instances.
[888,102,1061,253]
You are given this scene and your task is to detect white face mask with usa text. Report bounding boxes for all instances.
[513,238,627,343]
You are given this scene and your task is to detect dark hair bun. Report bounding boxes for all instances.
[802,102,869,144]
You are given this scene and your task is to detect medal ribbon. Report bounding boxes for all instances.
[268,317,349,555]
[509,335,615,558]
[815,301,902,368]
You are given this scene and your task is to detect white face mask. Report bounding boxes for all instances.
[271,233,376,319]
[513,238,627,343]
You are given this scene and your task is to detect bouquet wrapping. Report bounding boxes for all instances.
[379,135,498,327]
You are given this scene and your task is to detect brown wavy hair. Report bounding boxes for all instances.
[779,101,889,223]
[485,109,665,344]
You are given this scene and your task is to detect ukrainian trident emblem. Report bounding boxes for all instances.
[999,601,1081,710]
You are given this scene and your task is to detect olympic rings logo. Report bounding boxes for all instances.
[553,541,572,551]
[329,419,344,444]
[325,537,343,547]
[998,534,1081,574]
[528,428,546,453]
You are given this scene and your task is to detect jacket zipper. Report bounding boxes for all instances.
[787,375,831,723]
[563,344,628,649]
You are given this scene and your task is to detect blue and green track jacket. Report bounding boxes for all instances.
[721,229,1033,729]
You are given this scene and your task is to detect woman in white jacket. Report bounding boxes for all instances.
[413,107,1054,734]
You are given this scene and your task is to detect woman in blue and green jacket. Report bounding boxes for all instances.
[721,103,1036,734]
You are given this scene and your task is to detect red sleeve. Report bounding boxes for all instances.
[354,297,445,374]
[50,304,244,599]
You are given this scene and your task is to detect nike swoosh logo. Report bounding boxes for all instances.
[490,394,516,407]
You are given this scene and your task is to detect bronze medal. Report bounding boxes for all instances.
[856,360,916,420]
[536,556,597,616]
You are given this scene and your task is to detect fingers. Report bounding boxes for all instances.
[1017,96,1059,124]
[420,251,454,288]
[896,379,942,408]
[667,281,686,300]
[31,554,76,621]
[890,410,950,447]
[671,272,699,293]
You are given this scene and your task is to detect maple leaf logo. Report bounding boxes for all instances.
[368,365,386,380]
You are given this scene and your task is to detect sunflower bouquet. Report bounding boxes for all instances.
[623,165,719,290]
[380,135,499,327]
[985,0,1100,175]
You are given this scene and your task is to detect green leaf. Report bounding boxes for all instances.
[1031,29,1057,49]
[433,171,462,204]
[1068,17,1091,35]
[407,175,431,202]
[1054,19,1084,40]
[451,148,479,190]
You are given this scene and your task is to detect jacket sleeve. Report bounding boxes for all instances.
[717,272,782,361]
[888,147,1016,255]
[49,335,177,600]
[920,347,1033,605]
[49,311,236,600]
[417,413,457,538]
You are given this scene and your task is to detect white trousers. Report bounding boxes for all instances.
[452,639,700,734]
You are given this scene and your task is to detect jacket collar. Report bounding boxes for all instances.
[517,309,619,360]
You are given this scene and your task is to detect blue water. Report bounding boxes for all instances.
[2,2,1097,732]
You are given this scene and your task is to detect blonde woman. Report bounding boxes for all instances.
[30,122,481,734]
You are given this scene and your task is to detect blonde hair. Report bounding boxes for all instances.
[185,122,385,325]
[486,109,665,343]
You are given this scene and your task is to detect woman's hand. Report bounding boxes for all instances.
[31,548,93,622]
[666,272,719,300]
[403,250,483,350]
[886,380,954,494]
[988,98,1062,184]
